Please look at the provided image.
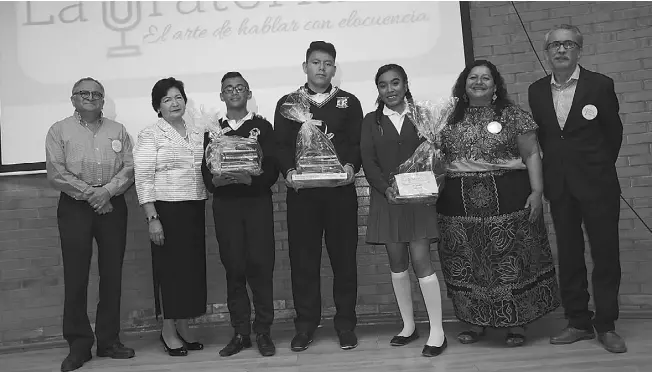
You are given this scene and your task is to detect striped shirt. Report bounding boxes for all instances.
[134,118,208,204]
[45,113,134,200]
[551,64,580,129]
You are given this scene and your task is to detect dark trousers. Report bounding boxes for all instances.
[57,193,127,352]
[549,190,621,333]
[286,184,358,334]
[213,194,275,335]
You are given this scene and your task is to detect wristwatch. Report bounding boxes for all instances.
[146,214,160,223]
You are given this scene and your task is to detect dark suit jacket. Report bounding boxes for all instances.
[528,66,623,201]
[360,112,423,196]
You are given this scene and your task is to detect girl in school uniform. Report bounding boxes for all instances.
[360,64,447,357]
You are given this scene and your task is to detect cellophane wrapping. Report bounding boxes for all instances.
[280,91,346,189]
[390,97,458,204]
[199,107,263,176]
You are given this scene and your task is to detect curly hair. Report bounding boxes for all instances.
[449,60,511,124]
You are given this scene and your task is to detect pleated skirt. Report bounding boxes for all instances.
[365,187,440,244]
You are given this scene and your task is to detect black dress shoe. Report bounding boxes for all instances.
[96,341,135,359]
[597,331,627,353]
[422,337,447,357]
[61,352,92,372]
[390,330,419,346]
[219,334,252,357]
[177,330,204,351]
[159,334,188,357]
[256,333,276,356]
[290,332,313,352]
[550,327,595,345]
[337,330,358,350]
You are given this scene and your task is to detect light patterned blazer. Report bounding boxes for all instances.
[134,118,208,205]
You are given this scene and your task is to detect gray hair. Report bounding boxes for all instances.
[71,77,105,95]
[544,24,583,49]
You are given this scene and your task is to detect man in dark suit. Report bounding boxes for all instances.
[528,24,626,353]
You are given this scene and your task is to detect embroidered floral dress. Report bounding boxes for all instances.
[436,105,560,328]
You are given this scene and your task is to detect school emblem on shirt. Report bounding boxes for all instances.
[111,139,122,152]
[249,128,261,140]
[336,97,349,109]
[582,104,598,120]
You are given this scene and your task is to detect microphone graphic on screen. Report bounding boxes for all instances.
[102,1,142,58]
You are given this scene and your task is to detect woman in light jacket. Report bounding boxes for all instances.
[134,77,207,356]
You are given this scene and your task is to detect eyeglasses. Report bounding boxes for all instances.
[546,40,580,51]
[73,90,104,100]
[222,84,248,95]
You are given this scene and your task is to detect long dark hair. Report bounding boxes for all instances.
[374,64,414,131]
[449,60,511,124]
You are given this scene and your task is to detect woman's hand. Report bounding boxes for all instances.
[149,220,165,246]
[385,187,399,204]
[524,191,543,222]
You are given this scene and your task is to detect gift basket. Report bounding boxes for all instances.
[390,97,457,204]
[200,108,263,176]
[280,91,347,188]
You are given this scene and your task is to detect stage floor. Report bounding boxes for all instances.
[2,315,650,372]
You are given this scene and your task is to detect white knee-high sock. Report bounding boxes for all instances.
[391,270,415,337]
[418,272,445,346]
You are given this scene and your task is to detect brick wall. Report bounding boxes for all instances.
[0,1,650,347]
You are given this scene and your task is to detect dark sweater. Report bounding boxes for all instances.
[201,114,279,198]
[360,112,424,196]
[273,84,364,178]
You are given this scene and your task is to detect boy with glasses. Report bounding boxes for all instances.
[201,71,279,357]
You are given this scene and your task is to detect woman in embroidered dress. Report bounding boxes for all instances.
[361,64,446,357]
[437,60,560,347]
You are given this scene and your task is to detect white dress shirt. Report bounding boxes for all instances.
[382,103,409,134]
[551,64,580,129]
[308,86,335,104]
[220,111,254,131]
[134,118,208,204]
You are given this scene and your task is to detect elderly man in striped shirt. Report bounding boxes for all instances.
[45,77,135,372]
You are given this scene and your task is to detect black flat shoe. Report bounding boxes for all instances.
[390,330,419,346]
[219,334,252,357]
[457,327,486,344]
[176,330,204,351]
[422,337,447,357]
[160,334,188,357]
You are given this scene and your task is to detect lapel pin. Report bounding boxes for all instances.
[582,104,598,120]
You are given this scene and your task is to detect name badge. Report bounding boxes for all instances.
[486,121,503,134]
[582,104,598,120]
[111,140,122,152]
